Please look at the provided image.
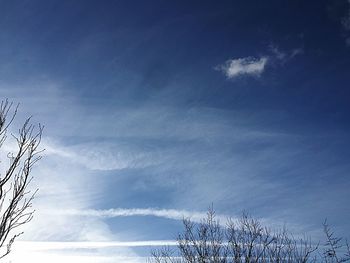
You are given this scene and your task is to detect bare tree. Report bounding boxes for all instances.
[321,220,350,263]
[0,100,43,259]
[149,208,318,263]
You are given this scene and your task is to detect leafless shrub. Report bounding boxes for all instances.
[149,208,318,263]
[321,220,350,263]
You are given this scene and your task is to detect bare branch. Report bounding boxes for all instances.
[149,208,320,263]
[0,100,42,259]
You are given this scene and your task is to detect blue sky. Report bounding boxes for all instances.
[1,0,350,262]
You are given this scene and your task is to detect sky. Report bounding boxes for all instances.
[0,0,350,262]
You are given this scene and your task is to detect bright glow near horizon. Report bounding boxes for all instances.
[8,241,175,263]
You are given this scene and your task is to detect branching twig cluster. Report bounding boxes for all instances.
[322,220,350,263]
[149,207,350,263]
[0,100,43,259]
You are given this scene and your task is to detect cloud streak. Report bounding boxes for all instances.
[216,56,268,79]
[16,240,177,250]
[9,241,145,263]
[49,207,230,224]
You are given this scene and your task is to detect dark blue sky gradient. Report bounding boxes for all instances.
[2,0,349,123]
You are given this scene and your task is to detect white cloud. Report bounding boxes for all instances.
[47,207,230,225]
[8,242,145,263]
[216,56,268,79]
[15,240,177,249]
[8,240,178,263]
[216,46,303,80]
[43,139,148,171]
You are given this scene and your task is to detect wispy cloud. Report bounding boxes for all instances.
[341,0,350,46]
[9,241,145,263]
[268,44,303,62]
[2,79,348,262]
[342,1,350,30]
[43,139,153,171]
[48,207,230,225]
[216,56,268,79]
[16,240,177,249]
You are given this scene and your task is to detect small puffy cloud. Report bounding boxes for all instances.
[216,56,268,79]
